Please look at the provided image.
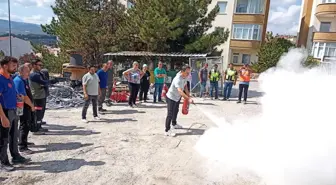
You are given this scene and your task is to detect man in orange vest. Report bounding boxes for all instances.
[237,64,251,104]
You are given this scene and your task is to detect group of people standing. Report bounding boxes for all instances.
[199,63,252,104]
[122,61,167,107]
[0,56,50,172]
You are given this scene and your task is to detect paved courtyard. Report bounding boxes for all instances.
[1,82,263,185]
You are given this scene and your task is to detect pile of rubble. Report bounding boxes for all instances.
[46,82,85,109]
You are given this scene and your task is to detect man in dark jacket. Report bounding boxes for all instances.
[29,59,48,133]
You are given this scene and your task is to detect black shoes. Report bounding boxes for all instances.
[19,148,34,155]
[12,155,30,164]
[0,162,15,172]
[39,128,49,132]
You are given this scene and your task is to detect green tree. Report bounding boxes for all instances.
[303,55,320,68]
[117,0,230,54]
[32,44,68,74]
[0,50,4,57]
[252,38,295,73]
[41,0,125,65]
[265,31,274,42]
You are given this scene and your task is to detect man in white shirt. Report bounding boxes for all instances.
[165,65,193,137]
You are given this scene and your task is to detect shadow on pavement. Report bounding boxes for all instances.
[193,102,217,106]
[0,177,7,182]
[103,109,145,115]
[44,130,101,136]
[137,104,166,109]
[18,159,105,173]
[31,142,93,153]
[92,118,137,123]
[175,128,205,136]
[229,89,264,99]
[45,124,85,131]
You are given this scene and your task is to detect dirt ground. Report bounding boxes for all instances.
[1,82,263,185]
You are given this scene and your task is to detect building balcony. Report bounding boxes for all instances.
[313,32,336,42]
[230,39,261,50]
[232,14,265,24]
[315,3,336,17]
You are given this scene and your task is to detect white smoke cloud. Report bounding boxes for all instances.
[195,48,336,185]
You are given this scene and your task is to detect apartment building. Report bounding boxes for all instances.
[121,0,270,67]
[209,0,270,67]
[297,0,336,60]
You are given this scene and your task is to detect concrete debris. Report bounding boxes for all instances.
[46,82,85,109]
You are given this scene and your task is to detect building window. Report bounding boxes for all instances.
[322,0,336,3]
[127,0,134,8]
[232,53,239,64]
[242,54,251,64]
[232,24,261,40]
[218,1,228,14]
[235,0,264,14]
[320,22,331,32]
[312,42,336,58]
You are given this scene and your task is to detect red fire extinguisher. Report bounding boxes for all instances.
[182,98,190,115]
[161,84,169,98]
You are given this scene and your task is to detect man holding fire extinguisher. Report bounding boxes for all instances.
[165,65,193,137]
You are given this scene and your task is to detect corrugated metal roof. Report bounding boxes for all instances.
[104,51,207,57]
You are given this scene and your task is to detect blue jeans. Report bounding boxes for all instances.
[210,81,218,99]
[154,83,163,102]
[200,81,207,97]
[223,81,234,99]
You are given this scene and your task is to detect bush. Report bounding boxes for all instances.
[303,56,320,68]
[251,38,295,73]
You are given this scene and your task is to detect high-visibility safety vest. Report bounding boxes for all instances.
[210,69,220,82]
[239,69,251,82]
[225,68,237,81]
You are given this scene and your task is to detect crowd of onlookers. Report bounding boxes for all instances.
[0,54,253,171]
[199,62,252,103]
[0,56,50,172]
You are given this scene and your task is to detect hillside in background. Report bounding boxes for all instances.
[0,19,46,35]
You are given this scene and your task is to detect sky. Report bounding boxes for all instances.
[0,0,303,35]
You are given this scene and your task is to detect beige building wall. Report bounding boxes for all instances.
[297,0,336,60]
[209,0,270,69]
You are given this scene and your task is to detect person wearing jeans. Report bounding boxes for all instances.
[97,63,109,112]
[198,63,208,97]
[14,65,36,154]
[82,65,101,122]
[153,61,166,103]
[209,64,220,100]
[123,62,144,107]
[165,65,193,137]
[0,56,29,172]
[237,64,252,104]
[223,63,237,101]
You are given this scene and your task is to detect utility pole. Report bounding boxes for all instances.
[8,0,12,57]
